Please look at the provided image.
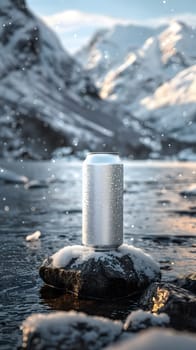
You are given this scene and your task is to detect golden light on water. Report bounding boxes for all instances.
[152,288,170,313]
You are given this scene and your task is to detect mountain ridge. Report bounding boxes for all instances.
[78,19,196,159]
[0,0,128,159]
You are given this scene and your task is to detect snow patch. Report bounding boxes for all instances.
[22,311,122,350]
[26,230,41,241]
[106,328,196,350]
[124,310,170,331]
[51,244,160,279]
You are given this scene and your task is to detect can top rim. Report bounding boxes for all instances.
[85,152,121,164]
[87,152,119,155]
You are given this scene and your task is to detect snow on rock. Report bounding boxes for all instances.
[51,245,90,267]
[26,230,41,241]
[124,310,170,332]
[119,244,160,279]
[50,244,160,280]
[105,328,196,350]
[39,244,161,299]
[21,311,123,350]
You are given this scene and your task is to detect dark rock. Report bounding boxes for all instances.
[173,273,196,295]
[24,180,49,189]
[0,167,28,184]
[173,210,196,217]
[21,311,123,350]
[124,309,169,332]
[39,244,161,299]
[105,328,196,350]
[180,186,196,197]
[140,282,196,331]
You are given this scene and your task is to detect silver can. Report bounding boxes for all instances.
[82,152,123,250]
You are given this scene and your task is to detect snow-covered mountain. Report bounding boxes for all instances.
[77,24,163,86]
[78,20,196,158]
[134,65,196,157]
[0,0,133,159]
[1,1,195,160]
[100,21,196,102]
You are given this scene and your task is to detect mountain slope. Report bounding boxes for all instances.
[1,2,195,160]
[135,65,196,144]
[96,20,196,158]
[0,0,125,159]
[76,23,163,86]
[100,21,196,102]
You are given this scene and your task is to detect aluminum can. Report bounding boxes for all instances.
[82,152,123,249]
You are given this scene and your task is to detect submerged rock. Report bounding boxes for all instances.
[124,310,169,332]
[21,311,122,350]
[105,328,196,350]
[180,185,196,197]
[39,244,161,299]
[140,282,196,331]
[24,180,49,189]
[0,168,28,184]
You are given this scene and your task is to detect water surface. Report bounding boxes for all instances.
[0,161,195,349]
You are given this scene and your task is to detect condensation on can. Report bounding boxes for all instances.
[82,152,123,250]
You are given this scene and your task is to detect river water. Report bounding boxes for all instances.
[0,161,195,349]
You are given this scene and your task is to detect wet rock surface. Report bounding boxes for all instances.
[140,282,196,331]
[21,311,123,350]
[173,273,196,295]
[39,245,161,299]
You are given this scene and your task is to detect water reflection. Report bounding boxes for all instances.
[40,285,139,321]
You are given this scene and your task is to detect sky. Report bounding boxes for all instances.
[27,0,196,53]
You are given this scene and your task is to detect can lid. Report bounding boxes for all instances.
[85,152,121,164]
[88,152,119,155]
